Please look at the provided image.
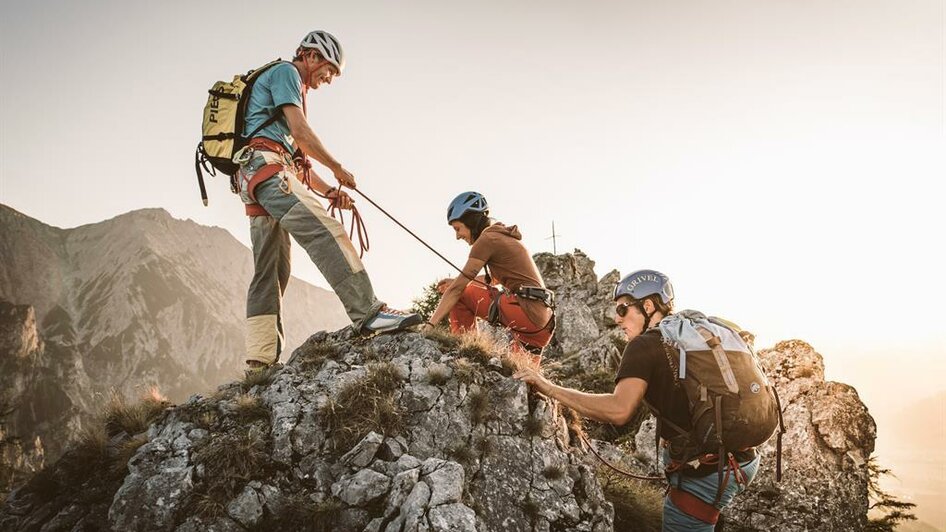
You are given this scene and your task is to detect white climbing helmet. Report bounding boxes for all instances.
[299,30,345,74]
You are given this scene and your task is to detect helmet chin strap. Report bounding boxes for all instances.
[634,300,654,336]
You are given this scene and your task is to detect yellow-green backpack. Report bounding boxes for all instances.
[194,60,287,205]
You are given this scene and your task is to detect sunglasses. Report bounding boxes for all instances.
[615,302,637,318]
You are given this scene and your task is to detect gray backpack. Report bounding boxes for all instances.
[649,310,784,502]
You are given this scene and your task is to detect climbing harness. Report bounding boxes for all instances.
[346,188,557,347]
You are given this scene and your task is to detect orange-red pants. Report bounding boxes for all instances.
[449,283,553,354]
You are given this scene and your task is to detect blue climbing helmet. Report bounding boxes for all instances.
[447,191,489,223]
[613,269,674,334]
[613,269,674,305]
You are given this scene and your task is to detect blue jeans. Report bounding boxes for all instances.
[662,454,761,532]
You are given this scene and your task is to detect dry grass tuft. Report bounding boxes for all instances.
[500,348,539,376]
[468,388,490,425]
[188,428,271,519]
[456,331,500,366]
[312,498,345,532]
[598,467,665,532]
[193,429,269,481]
[448,442,475,464]
[25,402,159,500]
[474,435,494,457]
[452,358,480,386]
[234,394,269,421]
[196,411,218,430]
[190,492,227,520]
[454,329,541,378]
[110,433,149,477]
[423,326,460,350]
[560,405,588,443]
[23,466,61,500]
[62,425,109,474]
[426,364,450,386]
[542,464,564,480]
[298,342,340,372]
[523,415,546,438]
[103,389,168,437]
[361,346,383,363]
[321,362,406,452]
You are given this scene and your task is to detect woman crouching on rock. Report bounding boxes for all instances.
[421,191,555,361]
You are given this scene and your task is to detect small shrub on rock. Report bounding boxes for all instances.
[523,416,545,438]
[234,394,269,421]
[423,326,460,350]
[187,428,271,518]
[426,364,450,386]
[457,331,499,366]
[542,465,564,480]
[452,358,481,385]
[468,388,490,425]
[103,387,168,437]
[321,362,406,452]
[297,342,340,372]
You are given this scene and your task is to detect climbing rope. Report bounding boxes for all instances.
[345,187,661,479]
[577,431,666,482]
[347,187,556,336]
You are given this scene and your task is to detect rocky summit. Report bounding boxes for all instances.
[725,339,877,531]
[0,250,883,531]
[2,328,615,532]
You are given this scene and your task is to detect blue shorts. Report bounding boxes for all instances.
[662,453,761,532]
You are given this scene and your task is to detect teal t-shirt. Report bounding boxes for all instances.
[243,62,303,153]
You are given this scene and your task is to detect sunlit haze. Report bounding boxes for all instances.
[1,0,944,523]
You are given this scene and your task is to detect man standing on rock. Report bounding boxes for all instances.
[236,30,421,372]
[515,270,770,531]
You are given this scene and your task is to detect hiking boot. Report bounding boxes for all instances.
[362,305,423,334]
[244,360,281,380]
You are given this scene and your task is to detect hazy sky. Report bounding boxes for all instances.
[2,1,944,401]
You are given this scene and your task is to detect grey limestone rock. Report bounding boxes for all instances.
[2,252,880,531]
[341,431,384,468]
[421,458,464,507]
[331,468,392,506]
[724,340,877,531]
[428,502,477,531]
[226,484,263,528]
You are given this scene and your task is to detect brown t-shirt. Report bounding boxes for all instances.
[469,223,551,327]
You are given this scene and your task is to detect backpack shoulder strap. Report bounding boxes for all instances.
[242,60,296,141]
[696,326,740,394]
[244,59,289,82]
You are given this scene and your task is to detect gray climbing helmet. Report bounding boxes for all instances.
[613,269,674,305]
[299,30,345,74]
[447,191,488,223]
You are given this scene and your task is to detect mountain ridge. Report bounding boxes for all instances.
[0,204,350,491]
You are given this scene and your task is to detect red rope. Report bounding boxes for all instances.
[577,432,666,482]
[298,162,370,258]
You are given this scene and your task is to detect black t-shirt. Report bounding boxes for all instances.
[614,328,691,441]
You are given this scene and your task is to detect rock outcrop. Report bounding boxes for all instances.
[2,328,615,531]
[534,250,623,371]
[0,205,350,492]
[724,340,877,531]
[535,251,878,530]
[1,248,881,531]
[0,299,93,494]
